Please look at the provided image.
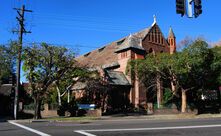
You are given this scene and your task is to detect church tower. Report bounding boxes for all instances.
[168,27,176,54]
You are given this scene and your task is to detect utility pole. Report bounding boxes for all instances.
[13,5,32,120]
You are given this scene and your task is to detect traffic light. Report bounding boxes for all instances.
[176,0,186,16]
[194,0,202,18]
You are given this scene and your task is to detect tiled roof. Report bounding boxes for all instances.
[105,70,130,86]
[76,26,152,68]
[115,34,146,53]
[76,41,118,68]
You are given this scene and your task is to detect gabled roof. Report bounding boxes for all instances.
[115,34,146,53]
[105,71,130,86]
[76,26,153,68]
[76,41,118,68]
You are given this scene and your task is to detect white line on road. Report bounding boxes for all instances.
[74,124,221,136]
[9,121,51,136]
[75,130,96,136]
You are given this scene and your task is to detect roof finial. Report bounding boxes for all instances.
[152,14,157,26]
[153,14,157,23]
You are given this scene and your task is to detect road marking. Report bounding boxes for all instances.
[75,130,96,136]
[9,121,51,136]
[74,124,221,135]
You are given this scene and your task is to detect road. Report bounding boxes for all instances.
[1,118,221,136]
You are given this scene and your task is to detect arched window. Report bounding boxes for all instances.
[149,48,153,53]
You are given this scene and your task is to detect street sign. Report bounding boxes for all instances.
[77,104,95,110]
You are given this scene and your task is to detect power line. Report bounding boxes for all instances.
[30,13,146,33]
[22,41,101,49]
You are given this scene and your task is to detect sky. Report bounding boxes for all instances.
[0,0,221,82]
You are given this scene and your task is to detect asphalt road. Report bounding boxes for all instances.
[1,118,221,136]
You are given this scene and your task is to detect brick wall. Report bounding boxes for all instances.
[142,24,170,54]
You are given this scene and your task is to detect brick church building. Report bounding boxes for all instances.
[76,17,176,112]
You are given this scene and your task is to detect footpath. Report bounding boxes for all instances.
[10,113,221,123]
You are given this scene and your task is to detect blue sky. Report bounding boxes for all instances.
[0,0,221,82]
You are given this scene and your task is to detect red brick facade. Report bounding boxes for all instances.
[142,24,170,54]
[76,19,176,110]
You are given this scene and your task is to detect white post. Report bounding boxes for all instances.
[187,0,194,18]
[68,89,70,103]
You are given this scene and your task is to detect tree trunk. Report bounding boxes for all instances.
[67,89,70,103]
[170,75,179,97]
[181,88,187,113]
[171,81,176,94]
[37,99,42,119]
[34,96,42,119]
[34,97,37,119]
[102,94,108,113]
[56,86,62,106]
[156,73,163,108]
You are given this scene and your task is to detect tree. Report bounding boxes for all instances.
[128,54,165,108]
[74,69,111,112]
[0,42,17,85]
[53,67,94,108]
[22,43,77,119]
[210,46,221,87]
[171,39,212,112]
[128,39,215,113]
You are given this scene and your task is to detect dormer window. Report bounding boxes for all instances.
[84,52,91,57]
[98,46,106,52]
[117,38,125,45]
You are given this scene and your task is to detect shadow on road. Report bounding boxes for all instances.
[0,116,8,123]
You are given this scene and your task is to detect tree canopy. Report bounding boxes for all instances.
[22,43,79,119]
[128,39,221,112]
[0,42,17,85]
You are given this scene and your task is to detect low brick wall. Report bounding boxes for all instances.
[24,109,102,118]
[23,109,58,118]
[41,110,58,117]
[154,108,180,115]
[154,108,198,115]
[23,104,59,118]
[86,109,102,117]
